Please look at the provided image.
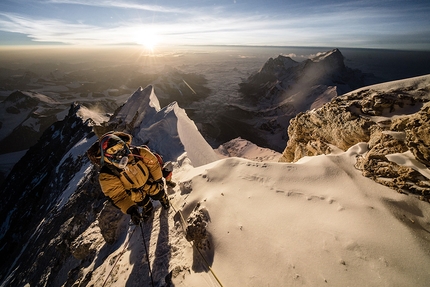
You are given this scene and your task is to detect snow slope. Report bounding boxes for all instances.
[80,109,430,286]
[80,140,430,287]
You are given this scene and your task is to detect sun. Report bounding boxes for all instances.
[134,29,159,51]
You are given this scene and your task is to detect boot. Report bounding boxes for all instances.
[166,180,176,188]
[159,192,170,210]
[142,201,154,221]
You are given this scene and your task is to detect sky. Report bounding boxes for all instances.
[0,0,429,50]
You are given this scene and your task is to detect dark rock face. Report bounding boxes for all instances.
[4,90,41,109]
[97,201,124,244]
[0,85,193,286]
[280,75,430,201]
[239,49,377,102]
[234,49,380,151]
[0,103,105,286]
[184,204,214,273]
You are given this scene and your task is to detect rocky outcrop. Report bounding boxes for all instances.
[183,204,214,272]
[0,103,101,286]
[401,106,430,166]
[279,104,372,162]
[97,201,125,244]
[280,75,430,201]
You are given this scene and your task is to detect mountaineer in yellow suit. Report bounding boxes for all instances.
[87,131,171,225]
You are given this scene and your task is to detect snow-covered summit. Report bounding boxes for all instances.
[311,48,343,63]
[95,85,218,166]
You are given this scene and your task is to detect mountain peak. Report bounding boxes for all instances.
[259,55,299,75]
[311,48,343,63]
[94,85,218,166]
[5,90,58,106]
[237,48,378,151]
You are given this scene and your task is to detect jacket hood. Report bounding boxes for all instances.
[87,131,133,167]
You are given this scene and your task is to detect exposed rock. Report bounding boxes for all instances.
[97,201,125,244]
[184,204,214,273]
[400,104,430,166]
[70,222,105,260]
[280,103,373,162]
[0,103,102,286]
[185,206,211,251]
[280,75,430,200]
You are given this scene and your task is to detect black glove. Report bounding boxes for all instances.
[126,205,142,225]
[150,183,170,210]
[154,178,165,192]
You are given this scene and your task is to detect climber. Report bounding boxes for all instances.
[87,131,171,225]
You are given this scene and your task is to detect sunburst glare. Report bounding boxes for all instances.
[134,29,160,51]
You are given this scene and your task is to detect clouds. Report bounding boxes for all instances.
[44,0,186,14]
[0,0,429,49]
[0,12,112,45]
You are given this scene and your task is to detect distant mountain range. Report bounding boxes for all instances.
[0,65,211,183]
[230,48,382,151]
[0,48,420,188]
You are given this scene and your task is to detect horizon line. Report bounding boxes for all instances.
[0,44,429,52]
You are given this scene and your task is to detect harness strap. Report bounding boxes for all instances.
[121,171,135,185]
[136,161,147,177]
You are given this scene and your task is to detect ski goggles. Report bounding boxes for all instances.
[105,142,131,164]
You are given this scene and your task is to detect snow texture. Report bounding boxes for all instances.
[80,78,430,287]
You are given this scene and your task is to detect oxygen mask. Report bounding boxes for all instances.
[105,141,130,169]
[118,155,129,169]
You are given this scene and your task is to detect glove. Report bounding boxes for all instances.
[126,205,142,225]
[150,185,170,210]
[154,178,165,192]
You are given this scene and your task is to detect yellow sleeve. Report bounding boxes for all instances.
[99,172,134,214]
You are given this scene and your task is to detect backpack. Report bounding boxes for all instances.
[132,145,173,179]
[87,137,172,179]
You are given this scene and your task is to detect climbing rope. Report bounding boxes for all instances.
[99,198,224,287]
[170,202,224,287]
[101,226,137,287]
